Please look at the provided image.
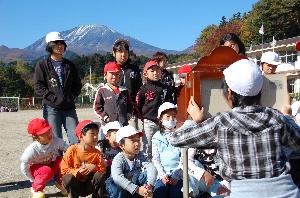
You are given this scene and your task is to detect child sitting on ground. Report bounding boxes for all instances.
[152,102,183,198]
[60,120,106,198]
[97,121,122,176]
[106,125,158,198]
[20,118,68,198]
[184,148,230,197]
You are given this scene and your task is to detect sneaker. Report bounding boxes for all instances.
[31,187,45,198]
[55,181,68,196]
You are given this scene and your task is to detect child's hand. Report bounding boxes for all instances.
[85,163,96,172]
[169,178,178,186]
[201,171,215,187]
[144,184,153,197]
[137,186,149,197]
[162,175,170,185]
[78,166,89,175]
[187,96,204,123]
[217,184,230,196]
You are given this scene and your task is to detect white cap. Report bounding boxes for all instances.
[261,51,281,65]
[45,32,65,44]
[223,59,263,96]
[157,102,177,118]
[291,101,300,116]
[116,125,143,144]
[102,121,122,135]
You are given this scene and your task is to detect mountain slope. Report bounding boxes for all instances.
[25,24,179,56]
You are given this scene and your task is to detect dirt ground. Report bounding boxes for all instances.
[0,108,98,198]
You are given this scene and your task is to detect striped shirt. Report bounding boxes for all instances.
[171,105,300,181]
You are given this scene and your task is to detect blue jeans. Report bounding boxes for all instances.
[153,179,183,198]
[105,172,147,198]
[43,104,78,145]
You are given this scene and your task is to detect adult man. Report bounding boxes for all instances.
[261,51,281,74]
[34,32,82,144]
[171,59,300,197]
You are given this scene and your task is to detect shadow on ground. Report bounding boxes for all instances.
[0,180,66,197]
[0,180,31,192]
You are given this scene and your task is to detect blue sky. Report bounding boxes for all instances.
[0,0,258,51]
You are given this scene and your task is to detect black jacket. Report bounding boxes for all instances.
[118,61,142,102]
[136,80,175,122]
[93,84,133,126]
[34,57,82,110]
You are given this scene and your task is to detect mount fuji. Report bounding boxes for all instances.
[25,24,180,57]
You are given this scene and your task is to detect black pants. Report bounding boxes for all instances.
[62,172,105,198]
[290,159,300,189]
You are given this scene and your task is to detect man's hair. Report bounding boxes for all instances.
[152,51,168,63]
[119,138,125,145]
[220,33,246,56]
[81,123,99,136]
[113,40,129,53]
[46,41,67,54]
[221,79,261,108]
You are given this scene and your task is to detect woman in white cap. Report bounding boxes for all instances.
[34,32,82,145]
[171,59,300,197]
[260,51,282,74]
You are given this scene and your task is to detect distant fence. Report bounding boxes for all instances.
[0,95,94,111]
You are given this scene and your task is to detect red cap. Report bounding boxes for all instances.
[104,62,121,73]
[27,118,52,136]
[143,60,159,74]
[178,64,192,75]
[75,120,95,138]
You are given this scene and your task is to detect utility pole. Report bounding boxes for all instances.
[89,65,92,84]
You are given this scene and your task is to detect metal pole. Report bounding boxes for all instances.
[261,33,264,55]
[182,148,189,198]
[89,65,92,84]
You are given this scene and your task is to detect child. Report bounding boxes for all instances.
[185,148,230,197]
[152,102,183,198]
[97,121,122,176]
[136,60,175,159]
[112,38,142,105]
[106,125,158,198]
[94,61,133,126]
[152,51,175,92]
[60,120,106,198]
[20,118,68,198]
[177,64,192,86]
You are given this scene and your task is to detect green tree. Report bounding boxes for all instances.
[241,0,300,46]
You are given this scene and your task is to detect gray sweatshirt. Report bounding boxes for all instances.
[111,151,157,194]
[20,137,68,181]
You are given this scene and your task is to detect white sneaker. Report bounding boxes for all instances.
[31,187,45,198]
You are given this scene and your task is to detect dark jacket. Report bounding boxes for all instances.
[34,57,82,110]
[93,84,133,126]
[118,61,142,103]
[136,80,175,122]
[161,69,175,88]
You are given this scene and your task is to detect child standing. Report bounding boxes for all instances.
[112,39,143,128]
[60,120,106,198]
[97,121,122,176]
[136,60,175,159]
[152,102,183,198]
[106,125,158,198]
[20,118,68,198]
[94,61,133,126]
